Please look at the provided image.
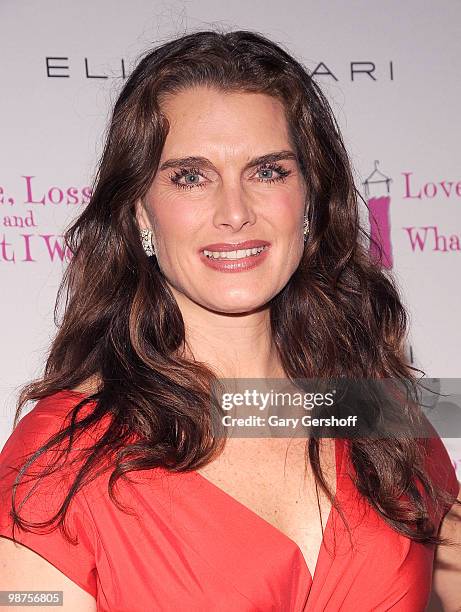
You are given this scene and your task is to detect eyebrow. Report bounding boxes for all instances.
[158,150,299,172]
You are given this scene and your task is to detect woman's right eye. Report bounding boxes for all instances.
[169,168,208,190]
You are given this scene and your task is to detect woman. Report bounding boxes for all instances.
[0,29,460,611]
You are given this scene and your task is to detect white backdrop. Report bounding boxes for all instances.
[1,0,460,478]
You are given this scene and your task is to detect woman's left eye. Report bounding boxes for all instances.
[169,162,291,191]
[255,163,291,184]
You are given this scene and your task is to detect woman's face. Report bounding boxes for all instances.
[136,85,307,314]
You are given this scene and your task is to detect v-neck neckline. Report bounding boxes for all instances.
[60,390,345,583]
[192,437,345,583]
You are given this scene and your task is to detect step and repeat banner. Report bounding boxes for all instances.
[1,1,460,476]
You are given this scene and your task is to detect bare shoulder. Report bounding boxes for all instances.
[0,537,96,611]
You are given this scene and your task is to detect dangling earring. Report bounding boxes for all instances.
[140,228,155,257]
[303,215,309,243]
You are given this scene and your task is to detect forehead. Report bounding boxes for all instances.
[159,86,291,157]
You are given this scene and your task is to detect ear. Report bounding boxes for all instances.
[134,198,151,231]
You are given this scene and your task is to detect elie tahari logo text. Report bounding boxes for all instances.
[45,56,395,82]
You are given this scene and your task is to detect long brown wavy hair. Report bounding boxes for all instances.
[8,28,459,548]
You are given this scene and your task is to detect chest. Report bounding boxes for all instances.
[195,437,337,578]
[90,438,433,611]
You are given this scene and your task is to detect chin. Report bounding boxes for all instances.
[203,292,272,315]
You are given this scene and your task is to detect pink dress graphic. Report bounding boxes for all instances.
[368,195,393,268]
[363,161,393,269]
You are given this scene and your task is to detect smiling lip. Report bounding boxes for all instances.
[199,240,271,273]
[198,240,271,252]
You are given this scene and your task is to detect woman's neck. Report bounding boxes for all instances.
[172,290,285,380]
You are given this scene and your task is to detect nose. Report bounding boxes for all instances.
[212,179,257,233]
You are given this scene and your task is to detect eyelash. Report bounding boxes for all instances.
[168,162,291,191]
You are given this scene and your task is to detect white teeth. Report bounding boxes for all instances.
[203,246,267,259]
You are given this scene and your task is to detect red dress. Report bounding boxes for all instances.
[0,391,459,611]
